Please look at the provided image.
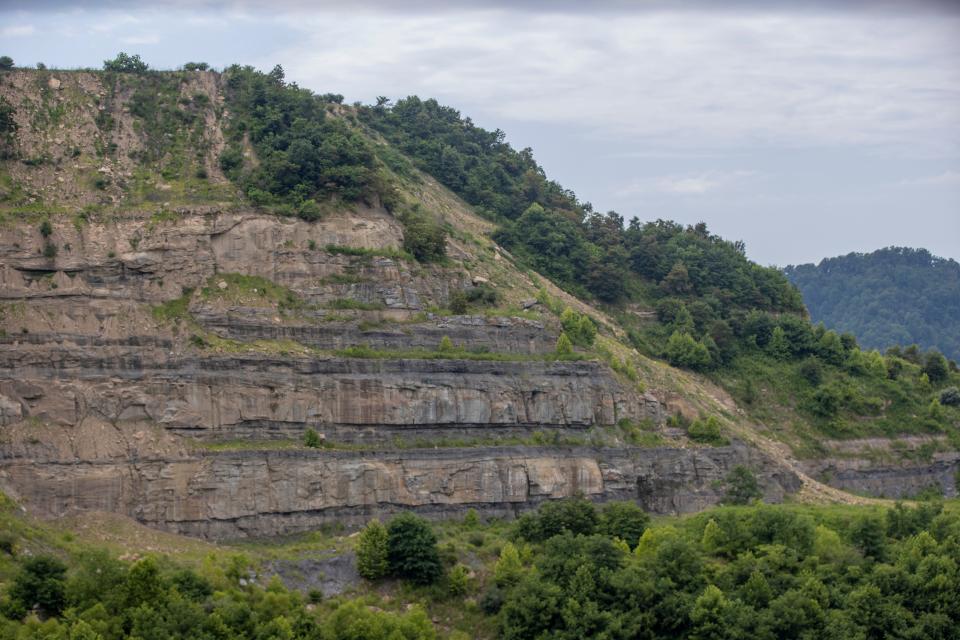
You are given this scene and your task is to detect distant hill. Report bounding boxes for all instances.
[784,247,960,361]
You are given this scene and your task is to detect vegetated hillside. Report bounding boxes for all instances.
[359,94,960,460]
[784,247,960,362]
[1,59,821,542]
[0,53,959,640]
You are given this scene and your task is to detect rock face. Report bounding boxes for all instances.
[0,71,805,538]
[0,205,808,538]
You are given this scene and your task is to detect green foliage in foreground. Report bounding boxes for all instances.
[490,498,960,640]
[3,494,960,640]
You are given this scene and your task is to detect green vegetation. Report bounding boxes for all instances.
[219,64,390,219]
[334,344,585,362]
[102,52,149,74]
[0,56,13,70]
[785,247,960,361]
[201,273,304,311]
[323,244,413,261]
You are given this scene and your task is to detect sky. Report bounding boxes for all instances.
[1,0,958,266]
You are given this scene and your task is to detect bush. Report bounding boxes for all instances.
[304,428,322,448]
[687,416,727,445]
[449,291,468,314]
[518,497,598,542]
[493,542,524,587]
[103,52,149,74]
[9,555,67,618]
[438,336,454,352]
[923,351,949,384]
[799,357,823,385]
[401,206,446,262]
[723,465,762,505]
[356,519,389,580]
[560,307,597,347]
[0,56,13,70]
[555,332,574,355]
[447,564,471,596]
[665,331,712,371]
[387,512,442,584]
[939,386,960,407]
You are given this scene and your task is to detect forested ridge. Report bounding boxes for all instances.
[785,247,960,361]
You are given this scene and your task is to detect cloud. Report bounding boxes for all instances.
[120,34,160,45]
[617,170,756,196]
[1,25,36,37]
[264,6,960,155]
[899,170,960,186]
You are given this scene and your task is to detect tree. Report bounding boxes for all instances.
[723,465,762,505]
[598,502,649,548]
[10,555,68,618]
[767,326,791,360]
[401,207,446,262]
[494,542,523,587]
[103,52,149,74]
[923,351,949,384]
[849,514,885,561]
[438,335,454,352]
[690,585,738,640]
[387,512,442,584]
[555,332,574,356]
[665,331,712,371]
[356,519,389,580]
[0,56,13,70]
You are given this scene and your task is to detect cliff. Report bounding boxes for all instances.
[6,66,906,539]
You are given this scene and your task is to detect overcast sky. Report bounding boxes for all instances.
[2,1,958,266]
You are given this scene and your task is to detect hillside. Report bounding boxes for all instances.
[0,59,957,550]
[785,247,960,362]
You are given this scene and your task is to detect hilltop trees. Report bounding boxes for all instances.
[103,52,149,73]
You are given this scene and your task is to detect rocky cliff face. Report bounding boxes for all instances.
[0,69,803,539]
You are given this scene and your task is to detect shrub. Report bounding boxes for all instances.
[9,555,68,617]
[387,512,442,584]
[103,52,149,74]
[449,291,468,314]
[494,542,523,587]
[923,351,949,384]
[665,331,712,371]
[687,416,727,445]
[43,242,57,259]
[39,220,52,238]
[401,206,446,262]
[447,564,471,596]
[356,519,389,580]
[438,336,454,352]
[799,357,823,385]
[304,428,322,448]
[0,56,13,70]
[519,497,598,541]
[939,386,960,407]
[723,465,762,505]
[560,307,597,346]
[555,332,573,355]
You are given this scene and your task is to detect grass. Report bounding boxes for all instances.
[334,344,587,362]
[324,244,413,261]
[201,273,306,311]
[326,298,385,311]
[151,288,194,323]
